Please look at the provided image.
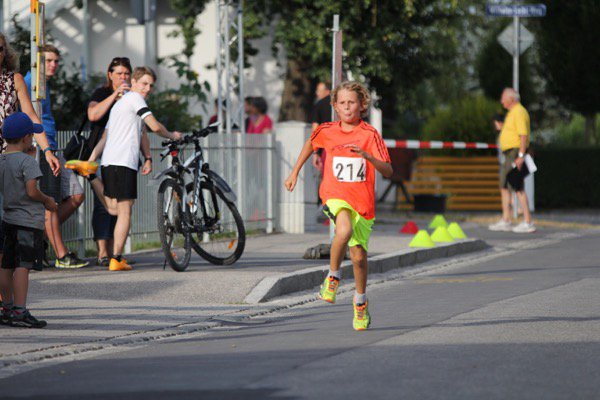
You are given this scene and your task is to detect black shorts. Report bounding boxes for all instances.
[1,222,44,271]
[102,165,138,200]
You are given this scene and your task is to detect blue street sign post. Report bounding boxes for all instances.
[486,4,547,18]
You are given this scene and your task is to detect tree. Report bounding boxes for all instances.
[534,1,600,144]
[244,0,467,128]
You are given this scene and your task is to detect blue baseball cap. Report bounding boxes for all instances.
[2,112,44,139]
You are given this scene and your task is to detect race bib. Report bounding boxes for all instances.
[333,156,366,182]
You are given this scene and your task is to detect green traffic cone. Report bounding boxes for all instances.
[448,222,467,239]
[409,230,436,248]
[428,214,448,229]
[431,226,454,243]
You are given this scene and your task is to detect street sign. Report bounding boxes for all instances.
[498,23,534,56]
[486,4,547,18]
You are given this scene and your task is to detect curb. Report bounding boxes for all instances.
[244,238,489,304]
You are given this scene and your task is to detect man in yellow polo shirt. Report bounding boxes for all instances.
[489,88,535,233]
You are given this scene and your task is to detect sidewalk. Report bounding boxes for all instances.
[1,216,487,375]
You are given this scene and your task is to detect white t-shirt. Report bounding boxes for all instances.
[101,91,152,171]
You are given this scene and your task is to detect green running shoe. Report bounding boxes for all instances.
[353,301,371,331]
[318,275,339,303]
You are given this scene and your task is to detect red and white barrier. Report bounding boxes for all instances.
[384,139,497,150]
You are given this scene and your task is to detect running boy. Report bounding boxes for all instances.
[66,66,181,271]
[0,112,58,328]
[284,81,392,330]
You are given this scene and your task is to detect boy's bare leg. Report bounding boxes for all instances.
[113,200,134,256]
[58,193,85,224]
[12,268,29,307]
[45,210,68,259]
[0,268,13,303]
[97,239,113,259]
[350,245,368,295]
[330,209,353,272]
[88,179,118,216]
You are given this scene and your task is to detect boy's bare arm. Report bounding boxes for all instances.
[26,179,58,212]
[284,139,315,192]
[88,130,107,162]
[143,114,181,140]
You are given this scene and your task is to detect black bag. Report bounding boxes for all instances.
[62,116,90,161]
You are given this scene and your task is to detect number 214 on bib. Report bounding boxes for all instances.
[333,156,366,182]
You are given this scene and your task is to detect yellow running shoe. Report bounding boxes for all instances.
[108,258,133,271]
[318,275,339,303]
[65,160,98,177]
[353,301,371,331]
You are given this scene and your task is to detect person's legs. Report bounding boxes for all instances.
[12,267,29,308]
[112,199,134,257]
[515,190,532,223]
[45,210,68,259]
[57,155,85,224]
[330,209,353,272]
[0,268,13,307]
[350,245,368,297]
[501,188,512,221]
[58,193,84,224]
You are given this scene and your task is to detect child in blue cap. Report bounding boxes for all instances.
[0,112,58,328]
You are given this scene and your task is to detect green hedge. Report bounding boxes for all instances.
[535,148,600,208]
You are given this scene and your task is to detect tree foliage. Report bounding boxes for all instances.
[244,0,468,128]
[533,0,600,144]
[422,94,500,144]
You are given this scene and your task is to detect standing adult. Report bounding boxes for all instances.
[86,57,132,266]
[310,81,332,172]
[24,44,88,268]
[0,34,60,274]
[246,97,273,134]
[67,67,182,271]
[488,88,535,233]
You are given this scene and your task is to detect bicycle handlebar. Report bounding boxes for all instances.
[160,122,220,148]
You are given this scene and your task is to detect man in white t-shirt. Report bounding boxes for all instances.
[66,67,181,271]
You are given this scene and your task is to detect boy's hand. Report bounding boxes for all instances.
[284,174,297,192]
[142,159,152,175]
[171,131,183,141]
[44,197,58,212]
[345,144,371,160]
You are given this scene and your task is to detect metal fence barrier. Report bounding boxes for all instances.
[54,131,275,257]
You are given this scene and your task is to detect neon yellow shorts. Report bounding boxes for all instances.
[323,199,374,252]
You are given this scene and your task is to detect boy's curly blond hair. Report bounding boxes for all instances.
[331,81,371,117]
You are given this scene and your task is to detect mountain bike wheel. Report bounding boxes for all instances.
[157,179,191,272]
[189,182,245,265]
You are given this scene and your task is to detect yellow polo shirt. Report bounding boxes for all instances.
[499,103,530,151]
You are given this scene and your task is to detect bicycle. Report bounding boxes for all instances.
[155,123,246,271]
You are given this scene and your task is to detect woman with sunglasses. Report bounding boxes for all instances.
[86,57,138,267]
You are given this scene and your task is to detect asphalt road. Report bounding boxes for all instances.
[2,227,600,399]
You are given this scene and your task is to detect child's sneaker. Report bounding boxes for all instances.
[318,276,339,303]
[11,310,47,329]
[0,305,13,326]
[353,302,371,331]
[65,160,98,177]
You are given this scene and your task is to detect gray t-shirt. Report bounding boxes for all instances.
[0,152,45,229]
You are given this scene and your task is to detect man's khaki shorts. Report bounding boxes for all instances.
[500,148,519,190]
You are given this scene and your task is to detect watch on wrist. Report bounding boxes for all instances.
[144,156,153,163]
[518,152,525,158]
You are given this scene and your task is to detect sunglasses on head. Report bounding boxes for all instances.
[111,57,130,64]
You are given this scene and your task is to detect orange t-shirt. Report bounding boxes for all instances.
[311,120,391,220]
